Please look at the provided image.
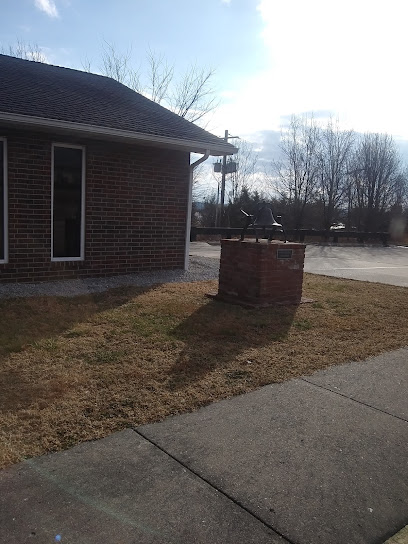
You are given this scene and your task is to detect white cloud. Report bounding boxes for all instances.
[256,0,408,137]
[34,0,59,18]
[213,0,408,145]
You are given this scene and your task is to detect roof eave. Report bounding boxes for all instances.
[0,112,238,156]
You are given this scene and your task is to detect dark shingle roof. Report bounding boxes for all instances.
[0,54,235,155]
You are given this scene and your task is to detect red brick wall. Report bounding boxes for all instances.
[218,239,306,305]
[0,128,190,282]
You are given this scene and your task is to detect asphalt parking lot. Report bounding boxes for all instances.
[189,242,408,287]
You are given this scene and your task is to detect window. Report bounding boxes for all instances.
[52,144,85,260]
[0,138,7,263]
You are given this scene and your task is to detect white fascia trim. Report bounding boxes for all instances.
[51,142,86,262]
[0,137,7,263]
[0,112,237,156]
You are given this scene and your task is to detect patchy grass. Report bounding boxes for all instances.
[0,275,407,469]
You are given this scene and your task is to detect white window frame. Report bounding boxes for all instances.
[51,143,86,262]
[0,137,8,264]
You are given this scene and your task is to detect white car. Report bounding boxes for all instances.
[330,223,346,231]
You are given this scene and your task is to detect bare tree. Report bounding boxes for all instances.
[96,43,218,125]
[100,40,132,83]
[145,48,174,104]
[394,168,408,209]
[81,55,92,73]
[4,39,218,126]
[1,39,46,63]
[229,139,259,201]
[317,119,355,230]
[192,162,211,201]
[269,115,320,229]
[350,133,404,230]
[169,65,218,123]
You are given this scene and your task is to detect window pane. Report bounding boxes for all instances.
[53,147,83,258]
[0,141,4,261]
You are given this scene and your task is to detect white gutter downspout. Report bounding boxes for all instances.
[184,150,211,270]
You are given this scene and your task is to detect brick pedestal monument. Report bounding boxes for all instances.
[215,239,306,307]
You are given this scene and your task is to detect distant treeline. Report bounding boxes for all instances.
[194,116,407,233]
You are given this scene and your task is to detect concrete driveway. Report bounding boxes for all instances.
[304,245,408,287]
[189,242,408,287]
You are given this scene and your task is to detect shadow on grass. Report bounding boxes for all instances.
[0,285,156,364]
[0,368,68,412]
[168,298,297,390]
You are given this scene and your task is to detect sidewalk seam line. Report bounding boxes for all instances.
[300,378,408,423]
[133,428,296,544]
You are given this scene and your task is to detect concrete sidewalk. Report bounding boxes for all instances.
[1,348,407,543]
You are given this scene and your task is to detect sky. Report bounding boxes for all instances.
[1,0,408,174]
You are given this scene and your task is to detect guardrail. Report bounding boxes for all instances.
[190,227,390,246]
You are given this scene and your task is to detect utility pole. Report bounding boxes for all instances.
[214,180,220,227]
[219,129,228,227]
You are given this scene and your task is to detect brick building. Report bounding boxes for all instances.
[0,54,235,283]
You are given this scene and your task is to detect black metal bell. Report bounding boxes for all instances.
[240,202,286,242]
[253,204,282,227]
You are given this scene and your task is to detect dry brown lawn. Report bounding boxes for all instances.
[1,274,407,469]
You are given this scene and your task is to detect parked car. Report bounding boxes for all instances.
[329,223,346,231]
